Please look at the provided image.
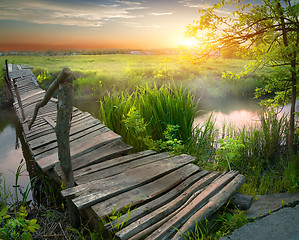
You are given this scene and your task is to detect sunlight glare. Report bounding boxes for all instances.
[178,37,198,48]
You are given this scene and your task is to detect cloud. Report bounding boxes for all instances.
[179,0,231,15]
[151,12,174,16]
[121,21,161,28]
[178,0,213,9]
[0,0,146,28]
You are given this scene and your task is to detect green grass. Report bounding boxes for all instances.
[99,84,197,152]
[1,55,271,100]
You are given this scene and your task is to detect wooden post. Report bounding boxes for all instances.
[4,60,13,100]
[55,70,80,227]
[28,68,72,129]
[12,80,26,121]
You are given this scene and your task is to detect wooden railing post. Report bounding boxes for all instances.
[12,79,26,121]
[28,68,72,129]
[28,67,79,226]
[55,70,80,227]
[4,60,14,101]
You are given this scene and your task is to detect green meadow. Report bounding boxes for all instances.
[1,54,270,100]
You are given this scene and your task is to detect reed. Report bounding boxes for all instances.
[99,84,197,151]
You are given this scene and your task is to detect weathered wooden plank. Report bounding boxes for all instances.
[29,117,102,149]
[69,139,132,171]
[20,64,32,69]
[17,85,39,92]
[26,111,89,139]
[66,155,195,210]
[31,75,39,87]
[72,150,156,179]
[36,130,121,171]
[133,171,239,240]
[104,170,210,232]
[30,121,106,154]
[25,109,83,137]
[172,174,246,240]
[92,164,200,218]
[27,128,55,142]
[21,90,45,102]
[75,151,171,184]
[115,171,221,240]
[55,140,134,178]
[19,95,45,108]
[24,104,57,118]
[43,116,56,128]
[62,153,176,197]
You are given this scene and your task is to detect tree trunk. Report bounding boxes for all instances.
[288,64,297,154]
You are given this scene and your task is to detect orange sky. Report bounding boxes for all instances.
[0,0,234,51]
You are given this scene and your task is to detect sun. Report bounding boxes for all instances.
[178,37,198,48]
[178,29,211,49]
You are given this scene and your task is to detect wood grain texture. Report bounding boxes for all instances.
[92,164,200,218]
[116,171,220,240]
[64,155,195,210]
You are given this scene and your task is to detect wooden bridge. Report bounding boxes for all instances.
[4,63,245,239]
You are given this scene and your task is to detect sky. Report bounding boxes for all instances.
[0,0,242,51]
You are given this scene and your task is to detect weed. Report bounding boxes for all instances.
[98,203,133,240]
[180,206,248,240]
[0,205,40,240]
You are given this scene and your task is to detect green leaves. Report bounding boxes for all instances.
[0,206,40,240]
[216,136,245,171]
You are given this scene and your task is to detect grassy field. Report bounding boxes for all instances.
[1,54,271,100]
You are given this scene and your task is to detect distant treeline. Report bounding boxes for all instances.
[0,48,178,56]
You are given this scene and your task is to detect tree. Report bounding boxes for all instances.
[186,0,298,153]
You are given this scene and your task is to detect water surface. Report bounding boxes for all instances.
[0,109,31,203]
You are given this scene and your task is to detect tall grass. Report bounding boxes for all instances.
[99,84,197,151]
[185,113,218,168]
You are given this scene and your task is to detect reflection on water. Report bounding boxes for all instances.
[194,98,260,129]
[0,109,31,203]
[194,98,298,130]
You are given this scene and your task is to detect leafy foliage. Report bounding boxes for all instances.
[0,206,40,240]
[185,0,299,152]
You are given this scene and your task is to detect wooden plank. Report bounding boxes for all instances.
[172,174,246,240]
[65,139,133,173]
[65,155,195,210]
[21,90,45,101]
[36,130,121,171]
[25,109,83,137]
[27,128,55,141]
[75,151,170,184]
[104,170,211,232]
[72,150,156,179]
[31,75,39,87]
[131,171,239,240]
[55,140,134,177]
[20,64,32,69]
[29,117,102,149]
[114,171,221,240]
[44,116,56,128]
[92,164,200,218]
[30,121,106,153]
[26,111,89,139]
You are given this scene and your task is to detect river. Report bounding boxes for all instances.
[0,109,32,203]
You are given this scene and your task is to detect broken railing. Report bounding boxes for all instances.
[28,67,79,226]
